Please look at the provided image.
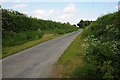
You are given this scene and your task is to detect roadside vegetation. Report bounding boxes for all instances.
[56,11,120,79]
[2,9,78,58]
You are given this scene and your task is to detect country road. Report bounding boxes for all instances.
[2,29,82,78]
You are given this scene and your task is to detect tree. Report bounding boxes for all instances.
[77,19,92,28]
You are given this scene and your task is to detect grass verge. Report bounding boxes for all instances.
[54,30,88,78]
[2,33,60,58]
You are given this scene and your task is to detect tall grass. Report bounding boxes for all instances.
[3,29,78,48]
[3,30,44,47]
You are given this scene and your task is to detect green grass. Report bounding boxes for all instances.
[55,30,88,78]
[2,33,60,58]
[3,30,44,47]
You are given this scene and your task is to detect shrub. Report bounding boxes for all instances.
[72,11,120,78]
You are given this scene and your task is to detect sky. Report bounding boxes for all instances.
[1,0,119,24]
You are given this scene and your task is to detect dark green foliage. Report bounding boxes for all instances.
[77,19,93,28]
[2,9,78,47]
[2,9,78,34]
[72,11,120,78]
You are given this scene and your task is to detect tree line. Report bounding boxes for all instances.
[2,9,78,47]
[77,19,93,28]
[2,9,78,37]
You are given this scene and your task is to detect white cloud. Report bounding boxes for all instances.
[115,6,118,9]
[33,9,55,18]
[0,0,6,2]
[1,0,23,2]
[34,9,45,17]
[22,11,28,14]
[49,9,54,14]
[57,15,67,21]
[63,3,76,14]
[32,4,78,24]
[61,14,66,19]
[12,3,26,8]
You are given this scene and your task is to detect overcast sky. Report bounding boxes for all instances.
[1,0,119,24]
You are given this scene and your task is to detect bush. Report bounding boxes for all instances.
[71,11,120,78]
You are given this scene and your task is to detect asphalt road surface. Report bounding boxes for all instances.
[2,29,82,78]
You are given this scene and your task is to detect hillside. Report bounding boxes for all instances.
[2,9,78,58]
[56,11,120,78]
